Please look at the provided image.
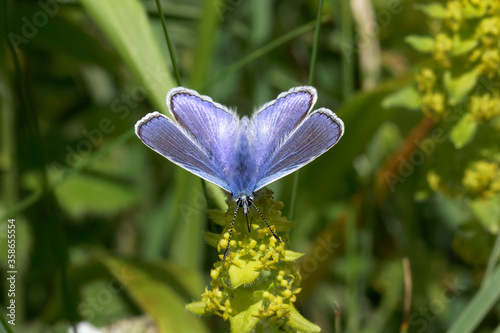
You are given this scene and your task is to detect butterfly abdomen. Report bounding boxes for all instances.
[229,118,257,196]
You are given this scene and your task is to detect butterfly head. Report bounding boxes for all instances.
[235,195,253,215]
[222,192,280,261]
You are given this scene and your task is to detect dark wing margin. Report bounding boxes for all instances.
[254,108,344,190]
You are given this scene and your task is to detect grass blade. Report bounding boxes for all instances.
[80,0,175,114]
[201,15,331,91]
[155,0,182,86]
[484,230,500,284]
[308,0,324,87]
[289,0,325,220]
[190,0,223,88]
[447,265,500,333]
[335,0,355,100]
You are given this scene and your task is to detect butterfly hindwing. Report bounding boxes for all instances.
[135,112,232,192]
[254,108,344,191]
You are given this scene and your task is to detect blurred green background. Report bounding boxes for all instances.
[1,0,500,332]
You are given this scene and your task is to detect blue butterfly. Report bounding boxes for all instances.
[135,86,344,259]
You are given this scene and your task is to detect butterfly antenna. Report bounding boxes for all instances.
[223,204,239,261]
[251,202,281,242]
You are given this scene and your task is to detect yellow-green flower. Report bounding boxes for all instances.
[421,92,446,119]
[477,49,500,77]
[462,160,500,199]
[433,33,453,67]
[475,16,500,47]
[416,68,437,93]
[445,1,464,32]
[470,93,500,121]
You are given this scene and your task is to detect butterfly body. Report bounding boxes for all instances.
[136,86,344,259]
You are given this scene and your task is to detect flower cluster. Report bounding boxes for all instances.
[257,268,302,319]
[416,68,446,119]
[382,0,500,267]
[186,190,320,333]
[432,33,453,68]
[470,93,500,121]
[462,160,500,199]
[407,0,500,197]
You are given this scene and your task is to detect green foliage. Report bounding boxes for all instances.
[101,254,208,333]
[53,173,139,218]
[405,35,435,53]
[3,0,500,332]
[443,69,478,105]
[386,0,500,227]
[80,0,175,113]
[381,85,421,110]
[450,113,478,149]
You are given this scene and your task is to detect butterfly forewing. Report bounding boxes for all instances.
[168,88,238,175]
[251,87,316,167]
[135,112,232,192]
[254,108,344,191]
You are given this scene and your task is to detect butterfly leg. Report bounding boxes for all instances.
[223,204,239,261]
[245,214,251,232]
[251,202,281,243]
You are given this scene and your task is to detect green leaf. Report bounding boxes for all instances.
[207,209,228,226]
[447,265,500,333]
[469,195,500,234]
[229,298,263,333]
[229,257,262,288]
[54,173,139,218]
[414,3,446,18]
[204,231,221,248]
[287,304,321,332]
[404,35,435,53]
[185,301,210,316]
[463,2,488,18]
[382,85,422,110]
[80,0,174,115]
[101,255,209,333]
[450,113,478,149]
[444,69,478,105]
[284,250,305,261]
[452,36,478,56]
